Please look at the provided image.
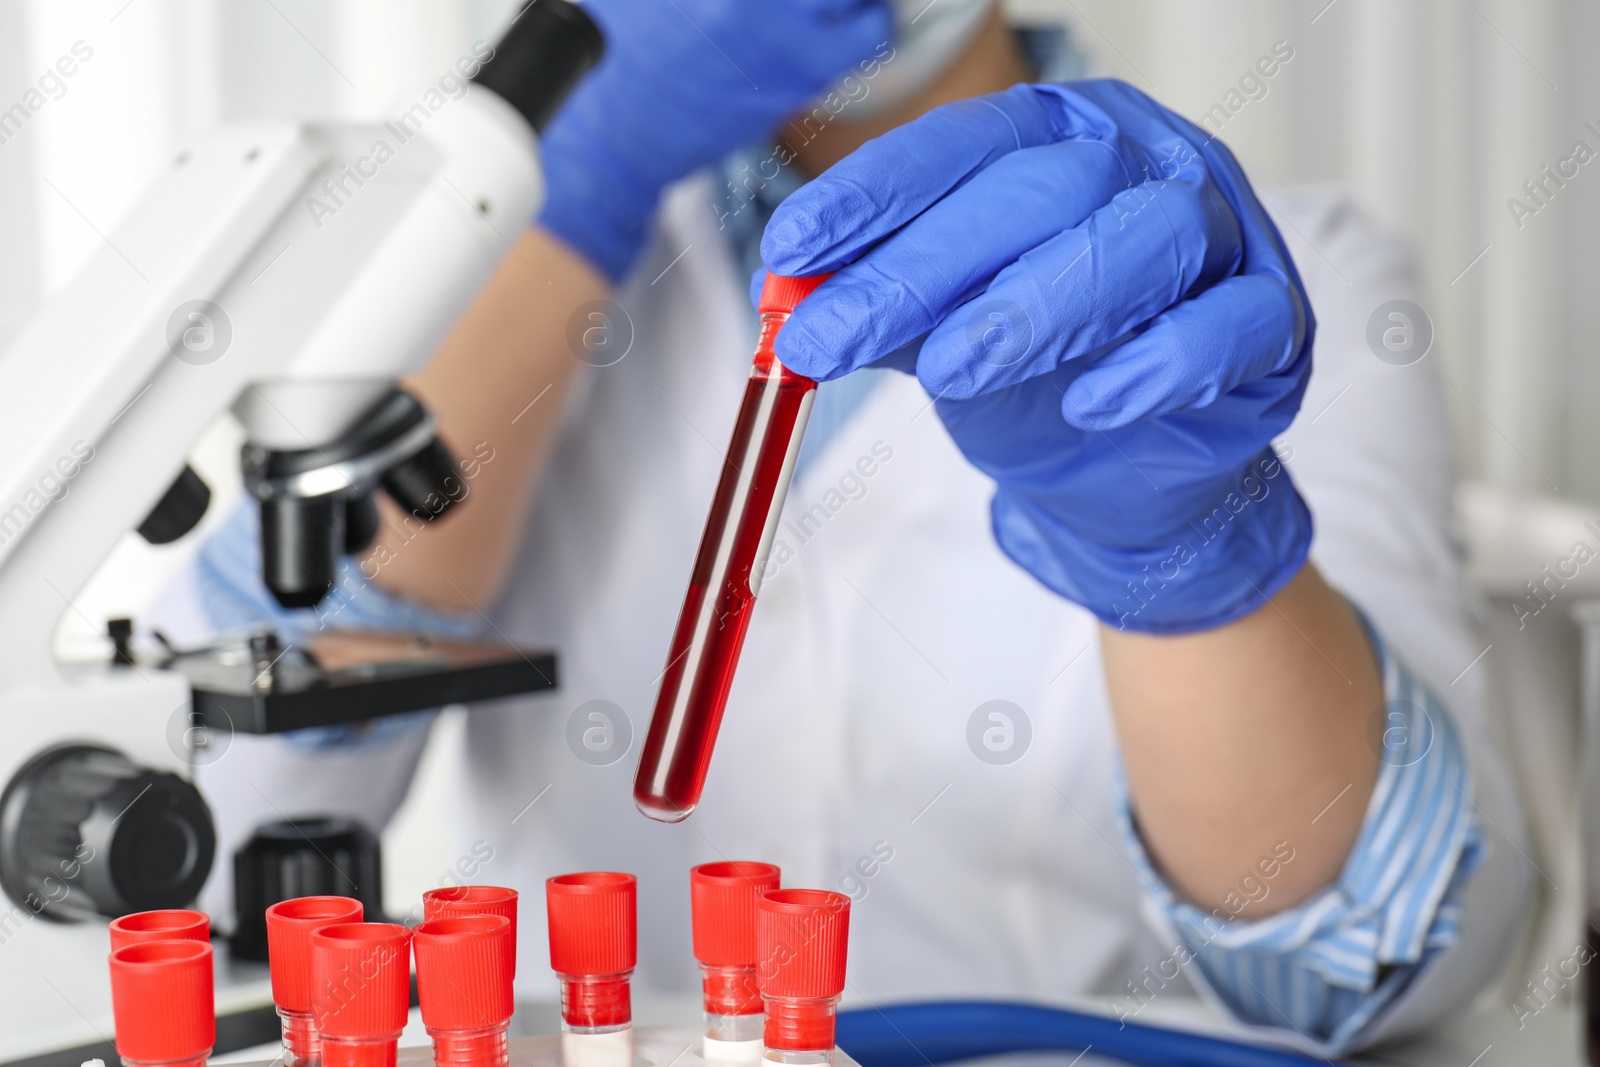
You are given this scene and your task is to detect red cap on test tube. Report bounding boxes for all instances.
[692,862,780,1016]
[312,922,413,1067]
[756,890,851,1056]
[757,272,831,315]
[266,895,364,1066]
[415,915,515,1067]
[546,872,636,1031]
[423,885,519,976]
[110,939,215,1067]
[109,909,210,953]
[267,896,365,1011]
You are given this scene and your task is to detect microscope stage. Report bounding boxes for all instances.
[169,631,558,734]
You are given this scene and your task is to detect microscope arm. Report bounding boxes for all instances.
[0,0,603,678]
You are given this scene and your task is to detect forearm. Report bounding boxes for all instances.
[364,226,607,611]
[1102,562,1382,920]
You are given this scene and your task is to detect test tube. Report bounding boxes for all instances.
[547,872,637,1067]
[755,890,851,1067]
[310,923,412,1067]
[635,272,833,822]
[266,896,365,1067]
[109,939,215,1067]
[422,885,520,977]
[1576,598,1600,1065]
[693,862,781,1060]
[109,909,210,953]
[414,914,515,1067]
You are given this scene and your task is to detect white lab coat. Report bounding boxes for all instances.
[167,177,1529,1048]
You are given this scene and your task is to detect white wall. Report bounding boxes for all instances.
[4,0,1593,492]
[1012,0,1597,498]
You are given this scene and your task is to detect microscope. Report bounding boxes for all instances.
[0,2,600,1058]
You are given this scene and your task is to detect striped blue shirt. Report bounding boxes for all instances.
[1113,616,1482,1053]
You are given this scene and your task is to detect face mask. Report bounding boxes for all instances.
[828,0,994,119]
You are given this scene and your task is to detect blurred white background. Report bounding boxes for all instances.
[0,0,1595,993]
[4,0,1595,493]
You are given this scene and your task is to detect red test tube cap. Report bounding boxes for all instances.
[422,885,519,976]
[545,871,636,976]
[414,914,515,1031]
[266,895,364,1013]
[110,909,210,954]
[311,922,412,1039]
[757,272,833,315]
[110,939,215,1063]
[755,889,850,998]
[691,862,780,967]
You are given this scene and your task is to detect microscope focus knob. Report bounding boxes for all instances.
[0,744,216,922]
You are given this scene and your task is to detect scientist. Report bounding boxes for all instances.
[167,0,1530,1056]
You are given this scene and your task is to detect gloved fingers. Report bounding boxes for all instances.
[932,364,1093,479]
[863,337,924,375]
[915,169,1243,400]
[1059,273,1303,430]
[762,85,1092,275]
[751,269,923,377]
[771,140,1128,381]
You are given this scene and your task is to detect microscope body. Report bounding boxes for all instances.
[0,1,605,1051]
[0,85,540,784]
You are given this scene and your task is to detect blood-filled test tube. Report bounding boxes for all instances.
[692,862,781,1060]
[109,909,210,953]
[311,923,411,1067]
[635,272,833,822]
[414,915,515,1067]
[755,890,851,1067]
[266,896,365,1067]
[109,939,215,1067]
[547,872,637,1067]
[422,885,519,977]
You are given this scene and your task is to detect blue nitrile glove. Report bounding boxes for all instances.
[760,80,1315,633]
[536,0,892,281]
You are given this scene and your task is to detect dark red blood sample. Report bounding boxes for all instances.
[635,274,829,822]
[635,358,814,821]
[1588,916,1600,1064]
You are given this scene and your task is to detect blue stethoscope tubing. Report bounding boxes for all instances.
[836,1001,1346,1067]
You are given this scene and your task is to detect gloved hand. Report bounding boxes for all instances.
[537,0,892,282]
[760,80,1315,633]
